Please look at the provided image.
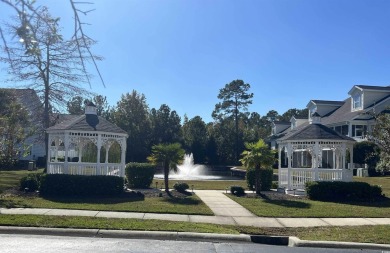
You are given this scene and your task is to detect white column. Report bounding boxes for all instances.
[314,141,319,181]
[287,142,292,190]
[120,138,126,178]
[348,123,353,137]
[97,134,102,175]
[278,144,282,188]
[64,132,69,174]
[46,134,51,174]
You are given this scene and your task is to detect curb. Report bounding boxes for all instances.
[1,226,390,250]
[288,236,390,251]
[0,226,251,243]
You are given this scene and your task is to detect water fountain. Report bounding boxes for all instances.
[154,153,236,180]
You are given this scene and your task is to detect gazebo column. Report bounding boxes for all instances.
[314,141,319,181]
[278,144,282,188]
[97,134,102,175]
[120,138,126,178]
[287,142,292,190]
[64,132,70,174]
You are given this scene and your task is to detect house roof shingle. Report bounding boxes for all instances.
[47,114,127,135]
[310,100,345,106]
[278,123,355,142]
[355,85,390,91]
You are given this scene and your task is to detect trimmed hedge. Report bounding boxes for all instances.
[40,174,124,196]
[20,173,42,192]
[305,181,383,202]
[173,182,189,193]
[125,163,155,189]
[246,168,273,191]
[230,185,245,196]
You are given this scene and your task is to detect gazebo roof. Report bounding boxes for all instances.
[278,123,355,142]
[47,114,127,135]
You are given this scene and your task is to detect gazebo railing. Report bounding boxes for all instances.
[279,168,353,190]
[47,162,122,177]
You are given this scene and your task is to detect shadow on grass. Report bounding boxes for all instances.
[162,192,201,205]
[263,199,311,209]
[259,193,311,209]
[315,197,390,208]
[41,191,145,205]
[162,197,201,205]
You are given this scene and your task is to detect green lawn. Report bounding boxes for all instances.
[0,169,43,193]
[0,193,213,215]
[354,176,390,196]
[0,214,389,244]
[151,179,247,190]
[227,176,390,218]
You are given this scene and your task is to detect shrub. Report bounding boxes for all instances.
[271,181,278,189]
[246,168,273,191]
[40,174,124,196]
[20,173,42,192]
[230,185,245,196]
[125,163,155,189]
[173,182,189,192]
[305,181,383,202]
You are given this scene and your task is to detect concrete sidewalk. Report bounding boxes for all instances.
[1,189,390,228]
[2,207,390,228]
[194,190,255,217]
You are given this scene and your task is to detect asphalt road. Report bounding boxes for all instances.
[0,234,382,253]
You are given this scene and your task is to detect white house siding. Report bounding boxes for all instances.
[20,134,46,161]
[363,91,390,109]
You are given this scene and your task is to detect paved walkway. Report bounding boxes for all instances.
[1,190,390,228]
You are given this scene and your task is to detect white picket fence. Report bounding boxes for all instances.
[279,168,353,190]
[47,162,122,177]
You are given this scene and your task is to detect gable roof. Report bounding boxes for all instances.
[355,85,390,91]
[278,123,355,142]
[47,114,127,135]
[310,100,345,106]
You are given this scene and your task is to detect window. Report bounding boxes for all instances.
[352,93,362,110]
[309,106,317,118]
[352,125,367,138]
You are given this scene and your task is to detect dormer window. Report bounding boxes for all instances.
[352,93,362,110]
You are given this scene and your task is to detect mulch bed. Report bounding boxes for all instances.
[1,187,192,199]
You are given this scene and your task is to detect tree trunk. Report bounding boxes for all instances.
[255,165,261,195]
[164,162,170,193]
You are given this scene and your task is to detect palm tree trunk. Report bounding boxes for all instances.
[164,162,170,193]
[255,165,261,195]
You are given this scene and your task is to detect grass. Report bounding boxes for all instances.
[0,169,43,193]
[354,176,390,196]
[0,214,389,244]
[226,176,390,218]
[151,179,247,190]
[0,193,213,215]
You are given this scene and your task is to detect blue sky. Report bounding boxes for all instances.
[1,0,390,123]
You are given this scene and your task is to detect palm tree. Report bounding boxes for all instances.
[240,139,276,194]
[147,143,185,193]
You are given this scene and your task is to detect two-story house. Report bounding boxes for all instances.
[270,85,390,149]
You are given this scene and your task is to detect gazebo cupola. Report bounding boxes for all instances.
[46,103,128,177]
[277,113,355,191]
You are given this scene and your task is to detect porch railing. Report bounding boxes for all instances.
[279,168,353,190]
[47,162,123,177]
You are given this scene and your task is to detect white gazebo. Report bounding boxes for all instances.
[277,113,355,191]
[46,103,128,177]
